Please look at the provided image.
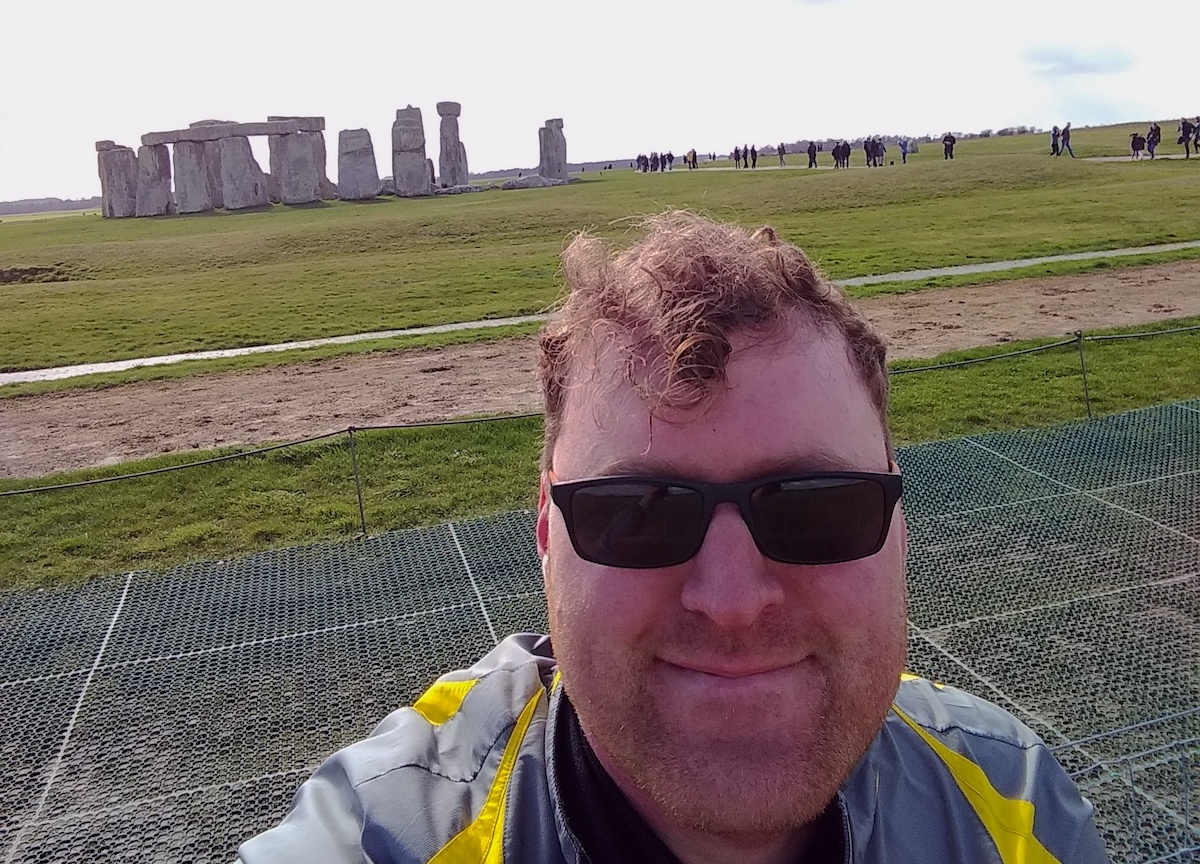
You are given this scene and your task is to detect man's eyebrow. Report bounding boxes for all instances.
[591,453,867,478]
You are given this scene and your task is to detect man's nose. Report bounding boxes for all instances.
[679,503,785,630]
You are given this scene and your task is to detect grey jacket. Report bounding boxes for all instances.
[237,633,1108,863]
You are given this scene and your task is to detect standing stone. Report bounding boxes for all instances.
[135,144,176,217]
[538,118,568,180]
[275,132,321,204]
[97,147,138,218]
[426,158,435,187]
[459,142,469,183]
[311,133,337,199]
[218,136,271,210]
[204,141,225,208]
[391,105,432,197]
[172,141,213,214]
[437,101,466,187]
[337,129,381,200]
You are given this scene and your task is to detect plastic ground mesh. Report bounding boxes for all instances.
[2,402,1197,862]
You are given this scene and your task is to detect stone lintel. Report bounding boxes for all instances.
[142,120,302,147]
[267,115,326,131]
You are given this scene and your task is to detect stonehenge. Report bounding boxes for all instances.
[96,143,138,218]
[337,129,382,200]
[135,144,176,217]
[96,105,571,217]
[437,101,469,187]
[392,106,432,197]
[538,119,568,180]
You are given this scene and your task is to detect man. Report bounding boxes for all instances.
[899,137,909,164]
[750,145,758,168]
[1060,123,1075,158]
[236,213,1108,864]
[1051,125,1061,156]
[778,142,787,166]
[943,131,956,159]
[807,139,818,168]
[734,145,742,168]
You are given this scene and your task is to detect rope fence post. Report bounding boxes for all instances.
[348,427,368,536]
[1074,330,1093,419]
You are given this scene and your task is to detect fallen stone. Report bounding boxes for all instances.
[218,136,271,210]
[391,105,431,197]
[501,175,570,190]
[381,176,396,195]
[337,128,382,200]
[135,144,176,216]
[98,147,138,217]
[172,141,213,213]
[433,184,484,195]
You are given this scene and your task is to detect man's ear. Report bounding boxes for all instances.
[536,472,551,559]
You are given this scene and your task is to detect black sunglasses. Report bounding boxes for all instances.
[548,471,903,569]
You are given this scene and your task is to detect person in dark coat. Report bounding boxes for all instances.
[942,133,956,160]
[807,141,818,168]
[750,146,758,168]
[1050,126,1060,156]
[733,146,742,169]
[1059,123,1075,158]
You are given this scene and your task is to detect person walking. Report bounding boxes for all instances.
[942,132,956,159]
[733,146,741,169]
[807,140,818,168]
[1147,123,1161,159]
[1050,126,1060,156]
[749,145,757,168]
[1130,132,1145,160]
[778,143,786,166]
[899,138,909,164]
[1059,123,1075,158]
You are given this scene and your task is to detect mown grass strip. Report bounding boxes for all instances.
[2,317,1197,591]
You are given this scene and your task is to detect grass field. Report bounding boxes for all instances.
[3,122,1200,374]
[2,316,1196,590]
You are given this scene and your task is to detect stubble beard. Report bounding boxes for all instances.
[552,600,906,839]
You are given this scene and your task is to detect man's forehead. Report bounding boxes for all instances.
[552,318,886,476]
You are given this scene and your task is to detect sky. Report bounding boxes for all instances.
[0,0,1192,202]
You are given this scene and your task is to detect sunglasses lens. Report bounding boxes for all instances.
[567,482,705,568]
[751,477,888,564]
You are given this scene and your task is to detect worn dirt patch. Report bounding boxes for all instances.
[4,261,1200,478]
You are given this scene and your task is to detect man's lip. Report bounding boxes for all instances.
[662,658,804,679]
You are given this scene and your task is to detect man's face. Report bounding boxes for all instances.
[537,320,907,836]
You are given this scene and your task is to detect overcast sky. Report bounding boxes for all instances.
[0,0,1191,201]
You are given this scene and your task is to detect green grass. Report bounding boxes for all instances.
[3,121,1200,373]
[2,316,1196,591]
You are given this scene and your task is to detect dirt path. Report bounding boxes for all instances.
[4,261,1199,478]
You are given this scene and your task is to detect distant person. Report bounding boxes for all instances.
[1051,126,1060,156]
[750,146,758,168]
[1178,118,1195,158]
[1147,123,1161,159]
[1059,123,1075,158]
[807,140,818,168]
[942,132,956,159]
[899,138,909,164]
[1130,132,1145,160]
[1194,117,1200,155]
[778,143,787,166]
[733,146,742,168]
[667,151,675,170]
[651,153,660,172]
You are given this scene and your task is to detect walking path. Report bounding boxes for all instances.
[4,240,1200,387]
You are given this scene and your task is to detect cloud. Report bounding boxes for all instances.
[1023,45,1135,77]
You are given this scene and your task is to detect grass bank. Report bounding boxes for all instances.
[2,316,1196,590]
[3,126,1200,372]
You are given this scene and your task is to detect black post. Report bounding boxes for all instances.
[1074,330,1092,419]
[348,428,367,536]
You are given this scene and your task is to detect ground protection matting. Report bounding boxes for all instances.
[2,401,1197,862]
